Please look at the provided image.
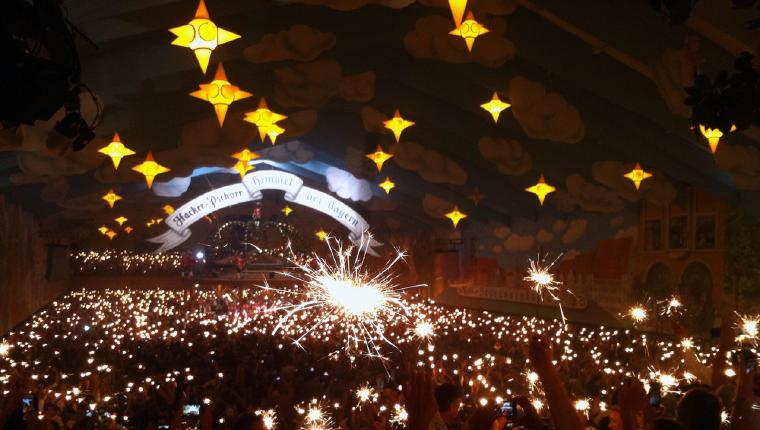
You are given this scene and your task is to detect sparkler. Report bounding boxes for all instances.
[301,406,335,430]
[412,319,435,341]
[736,314,759,345]
[255,409,277,430]
[626,305,648,325]
[355,384,378,406]
[261,235,425,360]
[660,295,684,316]
[524,253,569,324]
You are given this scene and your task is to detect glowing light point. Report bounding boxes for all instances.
[124,226,134,234]
[525,175,555,206]
[623,162,653,190]
[98,226,109,235]
[628,306,647,324]
[383,109,414,143]
[0,342,10,356]
[448,0,468,27]
[366,145,393,171]
[169,0,240,74]
[243,98,287,144]
[102,190,122,208]
[190,64,252,126]
[131,151,171,189]
[449,11,489,52]
[315,230,329,241]
[232,148,260,163]
[105,230,117,240]
[163,205,175,215]
[114,216,128,226]
[281,206,293,217]
[379,177,395,194]
[445,206,468,228]
[699,124,735,154]
[98,133,135,170]
[480,92,510,123]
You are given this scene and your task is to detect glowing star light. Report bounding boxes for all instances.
[131,151,171,188]
[445,206,467,228]
[190,64,252,126]
[243,98,287,144]
[449,11,489,52]
[623,163,653,190]
[260,236,422,359]
[232,148,260,164]
[98,133,136,170]
[281,206,293,217]
[699,124,735,154]
[105,230,117,240]
[315,230,329,241]
[163,205,175,215]
[366,145,393,171]
[481,92,510,123]
[169,0,240,74]
[124,226,134,234]
[525,175,555,206]
[232,160,253,179]
[114,216,128,226]
[448,0,468,27]
[102,190,122,209]
[98,226,109,235]
[379,177,395,195]
[383,109,414,143]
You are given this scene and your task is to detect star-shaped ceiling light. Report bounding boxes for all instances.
[114,216,128,226]
[124,226,134,234]
[449,11,489,52]
[98,226,109,235]
[379,177,396,194]
[315,229,329,241]
[445,206,468,228]
[281,206,293,217]
[623,163,653,190]
[131,151,171,189]
[469,187,484,206]
[163,205,175,215]
[105,230,117,240]
[102,190,122,209]
[448,0,468,27]
[481,92,511,123]
[366,145,394,171]
[243,98,287,145]
[169,0,240,74]
[383,109,414,143]
[232,161,253,179]
[525,175,556,206]
[190,64,252,126]
[98,133,135,170]
[232,148,260,164]
[699,124,735,154]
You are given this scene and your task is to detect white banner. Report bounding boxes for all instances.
[147,170,380,255]
[453,283,588,309]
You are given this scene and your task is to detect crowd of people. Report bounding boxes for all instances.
[0,283,755,430]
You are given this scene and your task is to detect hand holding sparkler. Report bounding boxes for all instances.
[402,367,437,430]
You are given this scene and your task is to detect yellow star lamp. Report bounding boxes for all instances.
[131,151,171,189]
[525,175,555,206]
[481,92,510,123]
[102,190,122,209]
[105,230,117,240]
[190,64,252,126]
[124,226,133,234]
[169,0,240,74]
[232,160,253,179]
[383,109,414,142]
[445,206,468,228]
[98,226,109,235]
[281,206,293,217]
[243,98,287,144]
[379,177,395,194]
[98,133,135,170]
[114,216,128,226]
[623,163,653,190]
[366,145,393,171]
[449,11,489,52]
[699,124,735,154]
[163,205,175,215]
[449,0,468,27]
[315,229,329,241]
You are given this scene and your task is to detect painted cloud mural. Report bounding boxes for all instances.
[390,141,467,185]
[508,76,584,144]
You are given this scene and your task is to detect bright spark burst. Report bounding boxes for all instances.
[524,253,568,324]
[412,319,435,341]
[680,338,694,350]
[661,295,684,316]
[736,314,759,344]
[627,306,648,324]
[0,342,9,356]
[525,371,540,392]
[574,398,591,413]
[721,410,730,425]
[261,235,424,360]
[256,409,277,430]
[301,406,334,430]
[531,399,544,412]
[390,404,408,426]
[355,385,378,406]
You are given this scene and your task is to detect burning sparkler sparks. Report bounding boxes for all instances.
[255,409,277,430]
[661,295,684,316]
[260,235,425,360]
[355,384,378,406]
[736,314,759,345]
[412,319,435,341]
[524,253,569,324]
[626,305,648,325]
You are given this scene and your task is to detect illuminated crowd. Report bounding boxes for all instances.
[0,282,756,430]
